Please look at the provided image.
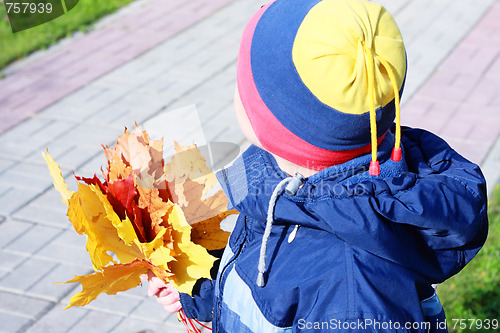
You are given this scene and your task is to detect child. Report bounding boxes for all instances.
[148,0,488,331]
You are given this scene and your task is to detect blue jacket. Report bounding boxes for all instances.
[179,127,488,332]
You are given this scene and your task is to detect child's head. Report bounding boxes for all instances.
[235,0,407,175]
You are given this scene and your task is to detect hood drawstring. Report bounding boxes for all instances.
[257,173,305,288]
[363,44,403,176]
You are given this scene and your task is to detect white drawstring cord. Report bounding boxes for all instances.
[257,173,305,287]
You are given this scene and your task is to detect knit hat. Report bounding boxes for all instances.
[236,0,407,175]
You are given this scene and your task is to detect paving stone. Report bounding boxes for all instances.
[0,219,33,249]
[75,152,108,177]
[0,133,51,160]
[0,158,16,175]
[39,86,123,122]
[30,119,78,143]
[48,145,103,171]
[0,269,8,281]
[66,310,124,333]
[0,257,58,292]
[85,293,144,316]
[24,303,87,333]
[0,311,32,333]
[24,187,69,213]
[110,317,186,333]
[13,204,70,228]
[0,162,56,193]
[57,124,123,149]
[129,297,170,323]
[35,239,92,268]
[27,264,92,302]
[0,290,53,319]
[0,118,52,142]
[0,250,27,272]
[48,228,87,248]
[4,224,63,256]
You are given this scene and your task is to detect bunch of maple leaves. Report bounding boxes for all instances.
[43,125,235,311]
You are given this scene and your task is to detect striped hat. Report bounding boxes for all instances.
[236,0,407,175]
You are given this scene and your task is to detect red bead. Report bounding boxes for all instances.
[369,160,380,176]
[391,148,402,162]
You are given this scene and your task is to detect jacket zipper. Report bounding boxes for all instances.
[215,217,247,330]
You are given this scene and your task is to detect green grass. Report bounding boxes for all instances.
[0,0,135,71]
[439,185,500,333]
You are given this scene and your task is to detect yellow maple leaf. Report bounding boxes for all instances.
[67,183,142,270]
[42,150,73,205]
[60,260,164,309]
[166,205,217,293]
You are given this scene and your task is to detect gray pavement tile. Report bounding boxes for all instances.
[55,124,124,149]
[0,135,52,161]
[48,145,103,171]
[0,118,52,142]
[0,311,32,333]
[123,283,148,298]
[0,186,42,215]
[48,228,87,248]
[13,203,71,228]
[24,303,87,333]
[0,158,16,175]
[0,162,57,193]
[0,290,53,319]
[0,219,33,249]
[4,223,63,256]
[30,119,78,143]
[0,269,8,280]
[40,86,132,122]
[84,293,144,317]
[35,240,93,268]
[0,250,27,272]
[110,317,186,333]
[23,187,68,213]
[129,297,169,324]
[75,152,107,177]
[95,60,169,91]
[85,93,166,131]
[0,257,59,292]
[66,310,124,333]
[26,264,92,302]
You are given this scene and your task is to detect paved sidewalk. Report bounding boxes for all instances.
[0,0,234,133]
[0,0,499,332]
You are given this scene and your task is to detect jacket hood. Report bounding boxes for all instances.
[217,126,488,283]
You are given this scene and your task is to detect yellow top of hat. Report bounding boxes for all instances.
[292,0,406,115]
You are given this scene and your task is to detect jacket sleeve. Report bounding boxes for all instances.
[178,248,224,321]
[179,278,216,321]
[302,129,488,283]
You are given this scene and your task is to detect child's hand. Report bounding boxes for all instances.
[147,271,182,313]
